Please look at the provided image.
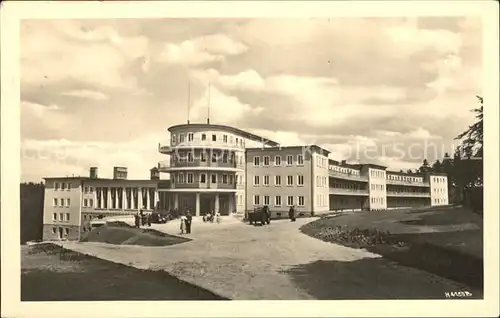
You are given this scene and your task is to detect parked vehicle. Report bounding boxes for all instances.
[248,206,271,225]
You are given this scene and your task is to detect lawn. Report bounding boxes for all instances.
[300,206,483,293]
[21,243,228,301]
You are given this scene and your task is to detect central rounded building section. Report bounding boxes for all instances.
[158,124,249,216]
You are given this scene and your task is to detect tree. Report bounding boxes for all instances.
[455,95,483,159]
[418,159,431,173]
[432,160,443,173]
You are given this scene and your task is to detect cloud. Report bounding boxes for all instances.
[157,34,247,66]
[60,89,109,100]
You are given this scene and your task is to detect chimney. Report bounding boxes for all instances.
[113,167,128,180]
[150,167,160,180]
[89,167,98,179]
[341,160,347,165]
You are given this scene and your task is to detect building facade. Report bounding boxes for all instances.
[41,122,449,241]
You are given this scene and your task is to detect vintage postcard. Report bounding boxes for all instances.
[1,1,499,317]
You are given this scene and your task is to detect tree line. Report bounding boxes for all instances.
[20,182,45,243]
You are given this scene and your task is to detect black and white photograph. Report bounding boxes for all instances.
[1,1,499,317]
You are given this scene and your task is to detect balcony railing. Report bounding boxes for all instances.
[159,140,245,153]
[170,182,237,190]
[386,191,431,198]
[329,188,369,196]
[329,170,369,182]
[386,179,430,187]
[158,161,240,171]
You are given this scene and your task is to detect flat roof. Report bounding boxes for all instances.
[43,177,162,183]
[246,145,331,155]
[386,170,425,177]
[167,123,280,146]
[328,159,387,170]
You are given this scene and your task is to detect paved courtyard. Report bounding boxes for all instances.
[59,217,479,300]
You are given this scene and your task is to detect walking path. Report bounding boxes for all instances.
[59,217,478,300]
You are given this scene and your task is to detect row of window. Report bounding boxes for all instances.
[370,170,385,178]
[434,198,447,204]
[83,186,94,193]
[387,175,423,183]
[254,175,304,186]
[175,152,240,164]
[329,165,360,175]
[83,198,94,207]
[173,173,241,185]
[172,132,245,147]
[316,193,328,207]
[316,175,328,187]
[53,198,71,207]
[52,212,70,222]
[253,154,304,167]
[51,227,70,235]
[432,176,447,183]
[316,156,328,169]
[54,182,71,191]
[371,184,386,191]
[433,188,446,194]
[371,197,386,205]
[253,195,305,207]
[331,183,365,190]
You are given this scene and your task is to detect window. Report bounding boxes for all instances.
[287,155,293,165]
[172,134,177,144]
[212,134,217,141]
[275,175,282,186]
[201,133,206,141]
[84,199,88,207]
[263,156,270,166]
[264,196,270,205]
[287,176,293,186]
[212,152,217,163]
[236,137,239,145]
[297,175,304,186]
[66,199,70,207]
[200,174,206,183]
[287,196,294,206]
[60,199,64,207]
[188,133,194,141]
[211,174,217,184]
[298,196,305,206]
[253,156,260,166]
[264,175,270,185]
[179,173,185,183]
[89,199,93,207]
[84,186,89,193]
[253,195,260,205]
[53,198,58,207]
[297,155,304,165]
[275,196,282,206]
[235,175,238,184]
[90,187,94,193]
[222,174,228,184]
[67,183,71,190]
[229,175,233,184]
[179,134,185,143]
[52,227,56,234]
[223,154,228,163]
[188,152,194,163]
[223,135,228,143]
[59,213,64,221]
[275,155,281,166]
[65,228,69,235]
[61,182,66,190]
[187,173,194,183]
[201,152,207,162]
[254,175,260,185]
[66,213,70,221]
[53,213,57,221]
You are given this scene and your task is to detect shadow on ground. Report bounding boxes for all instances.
[284,258,482,300]
[22,244,227,301]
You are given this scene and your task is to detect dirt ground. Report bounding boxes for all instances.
[57,216,480,300]
[21,243,226,301]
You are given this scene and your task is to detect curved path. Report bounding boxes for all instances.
[59,217,478,300]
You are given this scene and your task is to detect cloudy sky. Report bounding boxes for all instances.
[20,17,482,182]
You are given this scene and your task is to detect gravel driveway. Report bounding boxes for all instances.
[58,217,478,300]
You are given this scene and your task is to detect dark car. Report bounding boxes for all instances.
[248,206,271,225]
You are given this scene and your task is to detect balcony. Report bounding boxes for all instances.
[386,179,430,187]
[386,191,431,198]
[158,144,174,154]
[158,160,241,172]
[329,188,369,196]
[329,170,369,182]
[167,182,237,191]
[158,140,245,154]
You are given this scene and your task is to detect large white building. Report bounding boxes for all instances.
[41,122,449,241]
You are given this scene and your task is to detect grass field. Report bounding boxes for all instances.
[21,243,227,301]
[300,206,483,292]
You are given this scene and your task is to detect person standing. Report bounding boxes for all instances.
[180,215,187,234]
[289,205,296,222]
[134,212,140,228]
[186,211,193,234]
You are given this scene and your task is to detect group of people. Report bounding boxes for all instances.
[179,210,193,234]
[202,210,221,223]
[134,210,151,228]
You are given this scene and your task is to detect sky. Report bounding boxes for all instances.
[20,17,482,182]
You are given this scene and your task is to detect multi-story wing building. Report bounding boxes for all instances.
[40,122,448,241]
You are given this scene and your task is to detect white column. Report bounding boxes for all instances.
[154,189,159,209]
[195,192,200,216]
[174,193,179,209]
[228,194,234,214]
[122,188,126,210]
[107,188,111,209]
[215,193,220,214]
[138,188,143,210]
